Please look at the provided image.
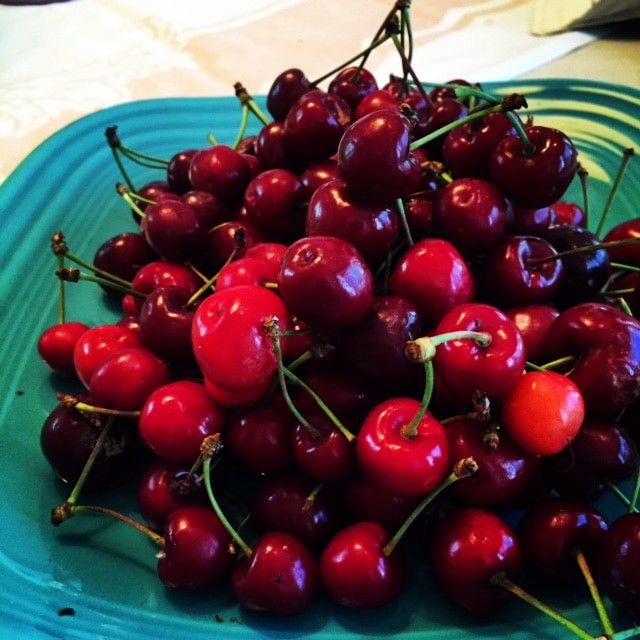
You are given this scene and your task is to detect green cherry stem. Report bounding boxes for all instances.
[232,103,250,150]
[389,33,432,108]
[201,434,253,558]
[56,257,66,324]
[490,572,598,640]
[578,164,590,228]
[595,147,635,238]
[611,263,640,273]
[395,197,415,247]
[527,238,640,268]
[572,548,615,639]
[400,359,434,439]
[406,330,493,363]
[410,94,528,152]
[604,480,638,513]
[105,126,169,168]
[55,267,143,298]
[612,627,640,640]
[57,393,142,419]
[234,82,271,127]
[383,457,478,557]
[525,355,576,372]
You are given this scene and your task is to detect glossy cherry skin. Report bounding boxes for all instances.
[266,67,312,121]
[545,302,640,413]
[306,179,399,267]
[338,295,423,391]
[138,285,196,364]
[433,302,526,401]
[157,506,235,590]
[328,65,378,110]
[549,200,586,227]
[490,126,578,209]
[500,370,585,456]
[256,120,299,171]
[548,416,637,502]
[510,204,553,236]
[353,89,401,120]
[504,304,560,363]
[166,148,197,194]
[541,225,611,307]
[598,513,640,612]
[443,112,517,179]
[137,461,209,530]
[72,323,142,389]
[252,473,345,553]
[225,396,296,475]
[320,521,405,609]
[603,218,640,267]
[283,89,351,163]
[89,346,171,411]
[337,109,421,202]
[201,219,266,276]
[432,177,509,256]
[188,144,253,206]
[357,397,449,497]
[192,284,291,394]
[444,417,543,509]
[430,507,523,614]
[478,235,563,307]
[518,498,608,583]
[243,168,306,241]
[180,189,231,230]
[40,401,137,491]
[231,532,318,616]
[141,199,207,263]
[388,238,474,328]
[414,98,469,161]
[278,236,373,330]
[215,257,277,292]
[38,321,89,378]
[404,191,436,240]
[93,231,158,291]
[139,380,225,464]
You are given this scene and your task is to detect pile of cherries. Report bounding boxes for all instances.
[37,2,640,637]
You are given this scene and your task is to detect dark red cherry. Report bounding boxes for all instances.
[180,190,231,230]
[549,200,586,227]
[328,66,378,110]
[504,304,560,363]
[266,68,313,121]
[166,149,197,195]
[603,218,640,267]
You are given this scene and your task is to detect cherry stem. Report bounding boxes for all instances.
[201,435,253,558]
[409,95,527,152]
[310,33,391,87]
[65,414,115,507]
[184,242,241,308]
[116,183,148,220]
[232,103,250,150]
[51,503,165,548]
[604,480,639,513]
[266,316,322,440]
[303,482,324,512]
[105,128,136,192]
[613,627,640,639]
[572,548,615,638]
[234,82,270,126]
[56,252,66,324]
[57,393,141,419]
[389,33,432,109]
[382,457,478,557]
[105,126,169,168]
[594,147,635,238]
[55,267,142,298]
[490,572,598,640]
[611,262,640,273]
[526,354,576,372]
[578,164,590,228]
[400,359,434,439]
[527,238,640,267]
[627,458,640,513]
[396,197,415,247]
[406,330,492,363]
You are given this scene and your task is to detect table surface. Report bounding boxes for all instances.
[1,0,638,184]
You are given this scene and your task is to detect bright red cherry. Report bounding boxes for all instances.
[38,321,89,378]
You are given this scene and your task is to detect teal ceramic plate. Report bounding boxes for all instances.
[1,79,639,640]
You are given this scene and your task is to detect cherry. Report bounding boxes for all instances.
[137,461,209,530]
[353,89,401,120]
[404,191,436,240]
[299,159,339,200]
[305,178,399,267]
[500,370,585,456]
[89,346,170,411]
[429,507,523,614]
[320,521,405,609]
[166,148,197,195]
[214,257,276,292]
[478,235,563,307]
[38,321,90,378]
[266,67,312,121]
[490,125,578,209]
[432,177,509,256]
[388,238,474,327]
[188,144,253,206]
[510,204,553,236]
[231,531,318,616]
[432,302,526,401]
[157,506,235,590]
[337,109,421,202]
[225,395,296,475]
[201,219,266,276]
[191,284,291,394]
[444,417,544,509]
[328,66,378,110]
[72,323,142,389]
[603,218,640,267]
[357,397,449,497]
[414,98,470,161]
[598,512,640,612]
[517,497,609,583]
[138,380,225,464]
[255,120,299,171]
[283,89,351,163]
[277,236,373,330]
[504,304,560,363]
[549,200,587,227]
[180,189,231,230]
[93,232,158,292]
[252,473,345,553]
[40,400,137,491]
[243,241,288,271]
